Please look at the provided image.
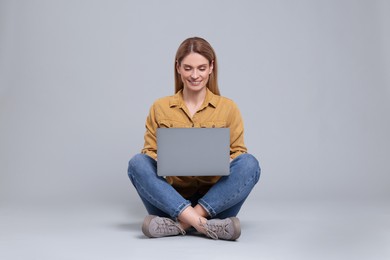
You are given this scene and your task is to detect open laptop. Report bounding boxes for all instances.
[157,128,230,176]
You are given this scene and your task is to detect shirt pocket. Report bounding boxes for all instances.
[158,119,192,128]
[199,121,227,128]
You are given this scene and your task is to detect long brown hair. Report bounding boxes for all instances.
[174,37,220,95]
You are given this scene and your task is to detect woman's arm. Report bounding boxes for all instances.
[228,101,247,160]
[141,104,158,160]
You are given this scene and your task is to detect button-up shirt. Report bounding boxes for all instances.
[141,88,247,198]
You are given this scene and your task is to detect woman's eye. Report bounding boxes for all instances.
[184,68,191,71]
[199,68,206,71]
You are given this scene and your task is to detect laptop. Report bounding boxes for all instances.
[157,128,230,176]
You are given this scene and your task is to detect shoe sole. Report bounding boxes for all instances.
[142,215,157,238]
[229,217,241,240]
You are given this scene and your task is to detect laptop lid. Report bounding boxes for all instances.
[157,128,230,176]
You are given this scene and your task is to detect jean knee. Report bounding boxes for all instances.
[127,153,154,180]
[237,153,261,183]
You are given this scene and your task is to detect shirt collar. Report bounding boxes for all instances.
[169,88,218,108]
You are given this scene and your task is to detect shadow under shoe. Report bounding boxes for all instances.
[142,215,186,238]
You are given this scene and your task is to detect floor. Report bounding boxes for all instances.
[1,200,389,260]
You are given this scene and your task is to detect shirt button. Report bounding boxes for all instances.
[170,124,173,127]
[212,124,215,128]
[192,123,195,127]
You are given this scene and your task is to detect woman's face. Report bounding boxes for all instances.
[177,52,213,92]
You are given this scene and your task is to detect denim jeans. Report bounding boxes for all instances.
[127,153,260,220]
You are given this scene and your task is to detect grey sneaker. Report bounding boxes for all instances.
[142,215,186,238]
[200,217,241,240]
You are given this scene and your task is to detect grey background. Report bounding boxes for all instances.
[1,0,389,259]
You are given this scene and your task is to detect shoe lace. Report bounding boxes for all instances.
[156,218,186,236]
[199,218,229,240]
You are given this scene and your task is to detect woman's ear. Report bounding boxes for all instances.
[176,60,181,74]
[209,60,214,74]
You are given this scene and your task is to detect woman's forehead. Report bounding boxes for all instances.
[181,52,209,66]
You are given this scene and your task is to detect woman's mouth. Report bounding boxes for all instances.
[188,80,202,86]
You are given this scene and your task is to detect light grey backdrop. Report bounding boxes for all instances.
[1,0,389,208]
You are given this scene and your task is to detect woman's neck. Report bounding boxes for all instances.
[182,87,207,117]
[182,87,207,107]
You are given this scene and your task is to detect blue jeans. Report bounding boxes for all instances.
[127,153,261,220]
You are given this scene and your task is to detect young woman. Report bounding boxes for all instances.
[127,37,261,240]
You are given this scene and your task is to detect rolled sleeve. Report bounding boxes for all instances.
[141,104,158,160]
[228,101,247,159]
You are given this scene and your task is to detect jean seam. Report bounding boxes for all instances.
[204,168,259,217]
[223,170,257,206]
[174,203,192,221]
[132,174,190,219]
[198,199,214,218]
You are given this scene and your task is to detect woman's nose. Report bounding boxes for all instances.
[191,70,199,79]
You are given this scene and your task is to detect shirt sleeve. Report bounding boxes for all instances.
[141,103,158,160]
[228,101,247,160]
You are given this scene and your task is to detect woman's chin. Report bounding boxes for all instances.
[184,85,206,92]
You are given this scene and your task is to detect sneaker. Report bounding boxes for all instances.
[142,215,186,238]
[200,217,241,240]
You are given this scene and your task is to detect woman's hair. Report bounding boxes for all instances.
[174,37,220,95]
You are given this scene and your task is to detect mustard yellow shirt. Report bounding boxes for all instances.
[141,88,247,198]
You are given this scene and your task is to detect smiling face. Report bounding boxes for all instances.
[176,52,213,93]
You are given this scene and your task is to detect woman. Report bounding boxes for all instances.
[127,37,261,241]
